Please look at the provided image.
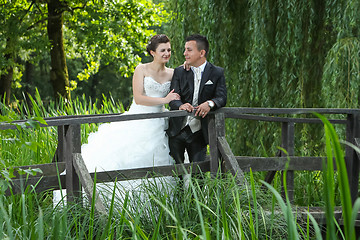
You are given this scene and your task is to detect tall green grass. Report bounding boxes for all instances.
[1,93,360,239]
[0,165,292,238]
[0,90,125,168]
[259,113,360,239]
[316,113,356,240]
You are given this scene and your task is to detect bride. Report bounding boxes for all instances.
[54,34,179,205]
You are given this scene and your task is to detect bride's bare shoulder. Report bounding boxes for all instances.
[135,63,151,76]
[135,63,148,71]
[166,67,174,76]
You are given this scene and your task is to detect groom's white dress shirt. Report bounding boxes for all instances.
[185,61,207,133]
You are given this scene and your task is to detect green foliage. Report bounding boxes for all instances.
[316,113,354,240]
[165,0,360,158]
[260,114,360,239]
[0,90,125,168]
[322,37,360,108]
[0,0,48,87]
[2,93,360,238]
[1,0,167,101]
[0,171,293,239]
[66,0,168,80]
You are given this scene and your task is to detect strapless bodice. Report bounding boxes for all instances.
[128,76,171,114]
[143,76,171,98]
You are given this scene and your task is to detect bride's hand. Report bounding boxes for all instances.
[165,89,180,103]
[182,61,191,71]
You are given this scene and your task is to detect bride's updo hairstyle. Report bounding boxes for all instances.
[146,34,170,57]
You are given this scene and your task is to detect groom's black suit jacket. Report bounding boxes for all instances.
[167,62,227,144]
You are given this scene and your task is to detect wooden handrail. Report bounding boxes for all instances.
[2,107,359,130]
[221,107,360,115]
[1,107,360,210]
[0,110,190,130]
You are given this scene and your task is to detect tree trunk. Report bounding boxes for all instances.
[47,0,70,100]
[24,60,35,107]
[24,60,34,94]
[0,64,13,106]
[0,38,14,105]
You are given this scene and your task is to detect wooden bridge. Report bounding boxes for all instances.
[1,107,360,223]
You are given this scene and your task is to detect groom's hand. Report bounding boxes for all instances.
[179,103,194,112]
[195,102,211,118]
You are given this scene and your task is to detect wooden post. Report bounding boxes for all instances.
[345,114,360,204]
[208,112,225,174]
[64,124,82,204]
[281,122,295,202]
[73,153,106,215]
[217,136,246,185]
[262,150,281,188]
[54,125,65,162]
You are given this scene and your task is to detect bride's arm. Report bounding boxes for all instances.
[132,65,179,106]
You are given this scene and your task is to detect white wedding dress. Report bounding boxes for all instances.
[54,76,175,207]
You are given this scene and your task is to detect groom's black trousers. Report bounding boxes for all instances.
[169,126,207,164]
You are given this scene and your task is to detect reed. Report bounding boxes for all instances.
[2,94,360,239]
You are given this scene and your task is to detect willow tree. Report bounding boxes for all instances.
[322,2,360,108]
[165,0,360,156]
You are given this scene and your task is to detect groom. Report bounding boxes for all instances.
[168,34,227,163]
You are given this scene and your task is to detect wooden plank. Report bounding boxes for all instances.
[6,175,66,195]
[216,113,226,137]
[73,153,107,215]
[9,162,66,179]
[217,136,246,185]
[345,114,360,204]
[262,150,281,186]
[208,113,226,174]
[4,161,209,195]
[215,113,226,173]
[91,161,210,183]
[355,138,360,159]
[224,113,346,124]
[236,156,328,172]
[65,125,81,204]
[2,108,357,131]
[0,110,190,130]
[5,161,210,195]
[294,206,343,225]
[267,206,360,226]
[281,122,295,202]
[208,114,219,174]
[55,125,65,163]
[296,207,360,226]
[220,107,359,115]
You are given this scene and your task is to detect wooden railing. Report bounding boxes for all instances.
[1,108,360,219]
[217,108,360,204]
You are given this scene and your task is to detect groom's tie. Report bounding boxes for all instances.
[192,66,202,106]
[187,66,202,133]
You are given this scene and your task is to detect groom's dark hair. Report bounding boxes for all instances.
[186,34,209,57]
